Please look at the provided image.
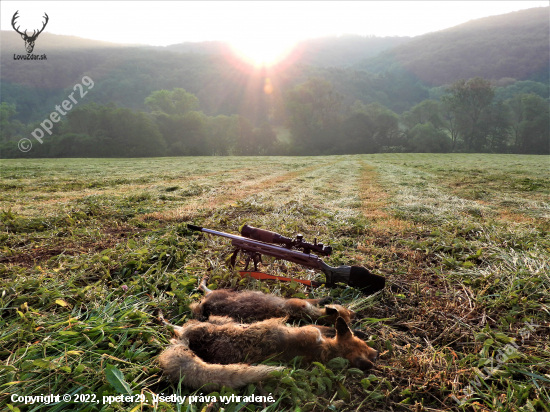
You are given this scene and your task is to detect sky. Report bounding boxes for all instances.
[1,1,548,64]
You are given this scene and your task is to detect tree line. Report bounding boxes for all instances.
[290,77,548,154]
[1,76,548,158]
[0,90,277,158]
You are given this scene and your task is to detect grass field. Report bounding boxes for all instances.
[1,154,549,412]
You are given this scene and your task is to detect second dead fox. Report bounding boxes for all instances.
[190,277,356,326]
[159,315,378,390]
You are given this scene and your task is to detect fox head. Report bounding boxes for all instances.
[334,317,378,370]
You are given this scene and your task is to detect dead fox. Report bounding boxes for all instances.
[190,276,355,326]
[158,315,378,390]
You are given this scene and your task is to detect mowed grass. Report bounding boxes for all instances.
[1,154,549,412]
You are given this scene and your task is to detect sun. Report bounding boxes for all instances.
[230,38,294,66]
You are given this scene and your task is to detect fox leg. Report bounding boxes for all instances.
[156,310,185,337]
[305,296,333,306]
[198,275,213,295]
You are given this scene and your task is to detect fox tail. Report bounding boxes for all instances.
[158,343,283,390]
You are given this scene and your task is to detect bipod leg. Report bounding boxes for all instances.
[230,248,240,268]
[253,253,262,271]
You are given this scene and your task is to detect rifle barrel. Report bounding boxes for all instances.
[187,224,321,266]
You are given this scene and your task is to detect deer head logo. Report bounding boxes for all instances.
[12,11,49,54]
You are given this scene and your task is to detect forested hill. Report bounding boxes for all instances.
[290,35,412,67]
[354,6,550,85]
[3,30,410,68]
[1,31,139,52]
[164,35,412,68]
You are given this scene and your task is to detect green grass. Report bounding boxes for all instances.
[1,154,549,412]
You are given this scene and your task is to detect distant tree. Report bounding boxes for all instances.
[401,100,443,130]
[442,77,495,150]
[253,122,277,155]
[506,94,525,149]
[285,78,343,152]
[334,112,379,154]
[234,116,257,155]
[0,102,24,142]
[177,111,209,155]
[438,99,460,150]
[144,88,213,155]
[151,112,186,155]
[352,101,401,147]
[477,101,512,152]
[507,93,550,154]
[408,123,452,153]
[370,69,429,113]
[49,133,98,157]
[145,88,199,116]
[208,115,238,155]
[494,80,549,102]
[492,78,517,88]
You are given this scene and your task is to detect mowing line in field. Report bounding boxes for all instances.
[364,153,550,223]
[0,166,269,218]
[140,160,338,221]
[359,160,411,234]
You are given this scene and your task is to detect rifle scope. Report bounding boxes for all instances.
[241,225,332,256]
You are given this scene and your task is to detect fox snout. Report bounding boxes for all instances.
[353,355,376,371]
[352,347,378,371]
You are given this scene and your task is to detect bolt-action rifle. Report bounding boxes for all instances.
[187,224,385,295]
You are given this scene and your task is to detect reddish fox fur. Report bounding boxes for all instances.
[190,277,355,326]
[158,315,378,390]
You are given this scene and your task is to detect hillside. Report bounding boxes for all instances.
[354,7,550,85]
[164,40,232,55]
[2,32,409,75]
[163,35,412,68]
[290,35,411,67]
[1,31,139,53]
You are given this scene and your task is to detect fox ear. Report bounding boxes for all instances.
[325,305,339,316]
[335,317,352,338]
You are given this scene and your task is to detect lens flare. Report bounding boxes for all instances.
[263,78,274,94]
